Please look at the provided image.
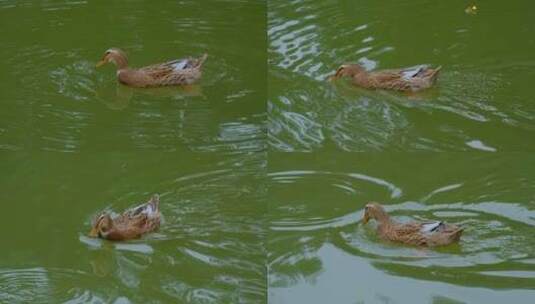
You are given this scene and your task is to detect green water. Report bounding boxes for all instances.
[1,0,266,303]
[2,0,535,303]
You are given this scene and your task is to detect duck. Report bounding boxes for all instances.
[362,202,463,247]
[96,48,207,88]
[89,194,161,241]
[330,63,441,92]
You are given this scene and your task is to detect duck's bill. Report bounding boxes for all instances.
[362,214,369,224]
[95,60,106,68]
[88,227,99,238]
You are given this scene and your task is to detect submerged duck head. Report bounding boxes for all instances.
[96,48,129,69]
[89,213,114,238]
[362,202,390,224]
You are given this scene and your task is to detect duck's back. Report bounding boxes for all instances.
[361,65,440,92]
[117,55,207,87]
[378,220,461,246]
[379,222,428,246]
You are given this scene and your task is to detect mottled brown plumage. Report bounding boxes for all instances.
[89,194,161,241]
[331,63,441,92]
[362,202,463,247]
[96,48,207,88]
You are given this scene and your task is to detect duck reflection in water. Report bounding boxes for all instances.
[95,82,203,110]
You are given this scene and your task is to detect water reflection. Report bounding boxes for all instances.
[269,70,410,151]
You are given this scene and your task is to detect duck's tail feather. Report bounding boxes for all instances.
[196,53,208,68]
[430,66,442,82]
[449,227,463,242]
[149,194,160,211]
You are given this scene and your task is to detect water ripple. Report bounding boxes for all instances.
[268,161,535,297]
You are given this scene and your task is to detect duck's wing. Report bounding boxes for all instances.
[366,70,405,87]
[383,222,428,246]
[420,221,445,233]
[169,59,191,70]
[139,54,207,74]
[138,59,188,79]
[136,55,206,86]
[389,222,423,236]
[401,65,429,80]
[125,194,159,218]
[161,58,199,70]
[174,54,208,70]
[125,203,146,217]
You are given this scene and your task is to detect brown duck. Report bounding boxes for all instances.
[96,48,207,88]
[330,63,441,92]
[362,202,463,247]
[89,194,161,241]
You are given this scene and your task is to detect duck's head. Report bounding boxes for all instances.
[362,202,389,224]
[329,64,366,81]
[96,48,128,69]
[89,214,114,238]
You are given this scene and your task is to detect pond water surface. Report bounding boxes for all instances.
[1,0,535,303]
